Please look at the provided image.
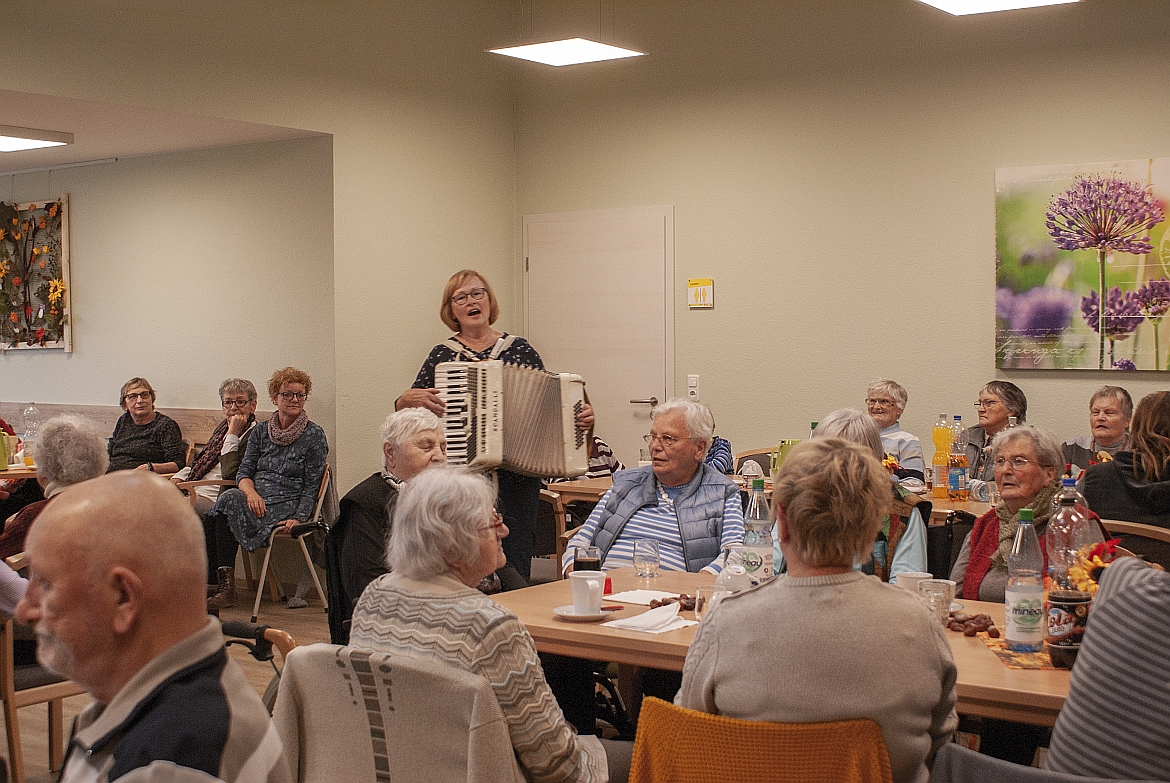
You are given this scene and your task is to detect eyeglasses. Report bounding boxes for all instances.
[993,456,1038,470]
[865,398,898,408]
[974,399,1002,409]
[450,287,488,306]
[478,513,507,536]
[278,391,308,401]
[222,398,252,409]
[123,391,151,402]
[644,432,690,447]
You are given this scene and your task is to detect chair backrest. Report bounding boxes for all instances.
[630,697,893,783]
[272,643,525,783]
[734,448,775,475]
[1101,519,1170,545]
[928,742,1170,783]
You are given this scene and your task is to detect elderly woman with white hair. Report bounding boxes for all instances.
[326,408,447,643]
[865,378,924,483]
[779,408,927,583]
[676,438,957,783]
[0,414,109,560]
[562,397,744,575]
[350,466,623,783]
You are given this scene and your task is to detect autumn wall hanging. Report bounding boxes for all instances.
[0,195,70,351]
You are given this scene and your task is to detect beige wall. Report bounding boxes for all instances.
[3,0,1170,490]
[0,137,337,446]
[515,0,1170,455]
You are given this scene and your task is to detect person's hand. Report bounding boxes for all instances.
[575,402,595,431]
[227,413,248,436]
[280,518,299,534]
[245,489,267,517]
[397,388,445,416]
[135,463,153,472]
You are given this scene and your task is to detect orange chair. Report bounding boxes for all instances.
[630,697,894,783]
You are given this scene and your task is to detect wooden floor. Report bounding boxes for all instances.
[5,588,330,783]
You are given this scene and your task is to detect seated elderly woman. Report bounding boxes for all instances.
[107,377,187,474]
[326,408,447,643]
[675,438,957,783]
[204,367,328,609]
[951,423,1103,603]
[964,380,1027,482]
[349,465,625,783]
[0,415,109,560]
[562,397,744,575]
[788,408,927,583]
[171,378,259,517]
[1063,385,1132,476]
[1083,391,1170,568]
[865,378,924,484]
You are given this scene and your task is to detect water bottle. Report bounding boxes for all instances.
[742,478,774,582]
[948,415,969,501]
[1046,479,1101,590]
[21,402,41,466]
[1005,508,1045,652]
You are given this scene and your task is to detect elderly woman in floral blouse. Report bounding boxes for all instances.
[205,367,328,609]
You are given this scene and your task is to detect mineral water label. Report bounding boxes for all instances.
[1005,588,1045,645]
[948,467,967,491]
[742,546,773,579]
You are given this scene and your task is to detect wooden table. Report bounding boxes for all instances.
[0,466,36,480]
[926,496,991,522]
[494,568,1070,726]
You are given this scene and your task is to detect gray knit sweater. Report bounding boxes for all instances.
[676,570,957,783]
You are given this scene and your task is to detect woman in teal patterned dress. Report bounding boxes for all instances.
[205,367,328,608]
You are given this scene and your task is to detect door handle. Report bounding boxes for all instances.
[630,397,658,407]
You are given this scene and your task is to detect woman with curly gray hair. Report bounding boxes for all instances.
[0,414,109,559]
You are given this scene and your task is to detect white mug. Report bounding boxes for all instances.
[569,570,604,615]
[896,571,933,594]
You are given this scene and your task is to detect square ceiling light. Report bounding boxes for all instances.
[490,38,644,67]
[0,125,74,153]
[917,0,1077,13]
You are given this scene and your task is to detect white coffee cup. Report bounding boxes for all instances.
[896,571,933,594]
[569,570,604,615]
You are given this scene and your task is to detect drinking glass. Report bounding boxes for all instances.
[918,580,951,627]
[695,584,730,620]
[633,539,660,578]
[574,546,602,573]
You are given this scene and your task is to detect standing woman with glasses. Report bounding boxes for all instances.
[395,270,592,583]
[107,377,187,473]
[965,380,1028,482]
[205,367,328,609]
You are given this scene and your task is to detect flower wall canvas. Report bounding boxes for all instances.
[0,195,71,351]
[996,160,1170,371]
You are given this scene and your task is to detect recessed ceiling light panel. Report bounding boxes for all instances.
[490,38,644,67]
[0,124,74,153]
[917,0,1078,14]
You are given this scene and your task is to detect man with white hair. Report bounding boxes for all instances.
[563,397,744,575]
[16,471,291,783]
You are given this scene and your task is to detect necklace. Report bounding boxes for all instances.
[656,478,675,508]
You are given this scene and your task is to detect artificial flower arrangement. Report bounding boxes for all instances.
[881,453,901,474]
[1067,538,1122,595]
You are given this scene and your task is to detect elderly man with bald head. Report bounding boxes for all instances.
[16,471,291,783]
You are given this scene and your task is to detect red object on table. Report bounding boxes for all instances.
[604,576,612,594]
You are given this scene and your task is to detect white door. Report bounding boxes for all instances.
[525,206,674,467]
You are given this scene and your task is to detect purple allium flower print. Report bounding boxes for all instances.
[1046,173,1164,254]
[1112,359,1137,371]
[996,288,1016,322]
[1080,287,1143,338]
[1009,286,1075,339]
[1135,278,1170,319]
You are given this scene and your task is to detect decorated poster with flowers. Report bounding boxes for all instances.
[0,196,70,351]
[996,160,1168,371]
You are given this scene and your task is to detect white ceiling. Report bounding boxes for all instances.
[0,88,324,176]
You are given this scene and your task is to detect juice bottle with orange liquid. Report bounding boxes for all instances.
[948,415,969,501]
[931,414,950,498]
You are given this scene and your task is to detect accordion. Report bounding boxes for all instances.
[435,360,588,479]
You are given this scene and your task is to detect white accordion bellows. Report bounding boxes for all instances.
[435,360,588,479]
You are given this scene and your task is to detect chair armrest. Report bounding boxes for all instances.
[5,552,28,571]
[175,479,237,508]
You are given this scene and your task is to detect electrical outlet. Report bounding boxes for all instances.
[687,374,699,400]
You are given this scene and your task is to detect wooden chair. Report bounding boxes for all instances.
[1,553,87,783]
[249,466,331,623]
[630,697,893,783]
[1101,519,1170,544]
[540,488,569,579]
[733,448,775,475]
[1101,519,1170,569]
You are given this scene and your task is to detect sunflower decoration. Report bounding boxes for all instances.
[1094,451,1114,464]
[882,453,901,474]
[1067,538,1122,594]
[48,278,65,304]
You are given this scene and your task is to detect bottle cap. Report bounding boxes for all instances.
[1061,477,1077,487]
[1019,508,1034,522]
[752,478,764,490]
[810,421,818,430]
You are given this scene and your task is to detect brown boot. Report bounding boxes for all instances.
[207,567,238,610]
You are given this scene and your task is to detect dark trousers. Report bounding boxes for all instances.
[497,469,541,582]
[204,513,240,577]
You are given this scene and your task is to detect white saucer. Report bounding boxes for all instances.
[950,602,964,613]
[553,605,608,622]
